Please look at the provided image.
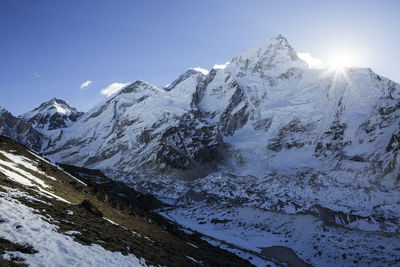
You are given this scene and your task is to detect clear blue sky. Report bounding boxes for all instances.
[1,0,399,115]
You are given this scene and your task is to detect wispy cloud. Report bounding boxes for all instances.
[33,72,40,78]
[213,62,230,70]
[100,82,129,97]
[297,52,323,68]
[80,80,92,89]
[192,67,209,75]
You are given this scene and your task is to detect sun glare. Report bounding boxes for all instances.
[328,53,355,71]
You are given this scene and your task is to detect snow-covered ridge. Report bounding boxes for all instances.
[21,98,78,117]
[164,68,206,91]
[19,98,83,131]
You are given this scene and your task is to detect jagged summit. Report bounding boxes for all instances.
[116,80,158,96]
[20,98,83,131]
[32,98,77,115]
[21,98,80,117]
[164,68,206,91]
[227,34,308,77]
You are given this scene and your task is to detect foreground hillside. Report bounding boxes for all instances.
[0,136,256,266]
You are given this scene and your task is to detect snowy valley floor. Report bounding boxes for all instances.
[161,203,400,266]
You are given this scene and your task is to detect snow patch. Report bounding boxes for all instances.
[0,193,147,266]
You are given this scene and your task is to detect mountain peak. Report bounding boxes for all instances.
[269,34,290,45]
[0,106,7,114]
[228,34,307,77]
[32,98,77,116]
[117,80,159,96]
[164,68,207,91]
[20,98,83,131]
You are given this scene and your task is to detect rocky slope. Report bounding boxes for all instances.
[0,107,44,151]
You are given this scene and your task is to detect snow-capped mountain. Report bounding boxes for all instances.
[2,34,400,228]
[20,98,83,132]
[43,76,223,178]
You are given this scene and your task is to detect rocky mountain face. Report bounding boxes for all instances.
[0,107,44,151]
[2,35,400,226]
[19,98,83,132]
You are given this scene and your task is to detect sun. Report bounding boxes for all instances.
[328,53,355,71]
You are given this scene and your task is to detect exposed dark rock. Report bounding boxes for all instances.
[219,82,251,136]
[135,111,224,172]
[268,118,311,152]
[307,205,398,229]
[0,108,44,151]
[314,98,348,157]
[386,129,400,153]
[191,69,217,109]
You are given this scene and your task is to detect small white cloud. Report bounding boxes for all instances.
[192,67,209,75]
[100,82,129,97]
[297,52,323,68]
[33,72,40,78]
[80,80,92,89]
[213,62,230,70]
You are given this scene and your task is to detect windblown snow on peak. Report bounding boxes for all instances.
[20,98,83,131]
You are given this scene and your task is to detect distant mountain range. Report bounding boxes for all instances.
[1,35,400,229]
